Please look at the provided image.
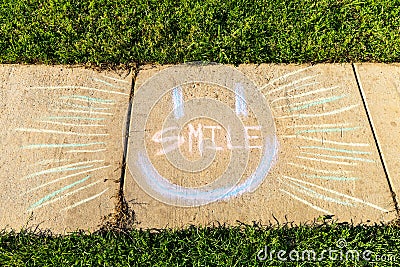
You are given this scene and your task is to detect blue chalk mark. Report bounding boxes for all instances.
[22,142,105,149]
[29,175,91,209]
[303,174,359,181]
[296,127,359,134]
[290,95,346,111]
[45,116,105,121]
[135,135,278,206]
[60,95,114,103]
[172,86,184,119]
[235,83,248,117]
[301,146,372,155]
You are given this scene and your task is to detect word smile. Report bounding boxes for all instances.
[151,123,263,156]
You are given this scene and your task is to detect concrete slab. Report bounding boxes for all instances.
[125,63,396,229]
[354,63,400,205]
[0,65,131,232]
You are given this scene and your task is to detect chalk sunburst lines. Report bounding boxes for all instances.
[19,75,128,212]
[260,66,386,214]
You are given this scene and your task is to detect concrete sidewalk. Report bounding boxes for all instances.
[0,63,399,232]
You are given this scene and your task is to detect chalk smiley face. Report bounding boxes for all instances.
[127,64,278,207]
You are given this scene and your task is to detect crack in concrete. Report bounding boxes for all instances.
[352,63,400,217]
[100,65,139,231]
[119,65,140,200]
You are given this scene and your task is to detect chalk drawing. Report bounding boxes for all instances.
[53,109,113,116]
[122,63,390,217]
[93,77,124,89]
[29,175,91,210]
[280,94,344,110]
[15,128,109,136]
[300,146,372,155]
[23,163,109,194]
[14,65,389,219]
[32,159,70,166]
[287,123,351,129]
[234,83,248,116]
[29,180,103,211]
[23,161,99,179]
[128,64,278,207]
[302,174,358,181]
[62,188,109,211]
[271,86,340,104]
[259,65,315,91]
[33,85,128,96]
[266,75,319,95]
[152,123,264,156]
[288,162,352,175]
[38,120,106,127]
[294,127,359,134]
[151,126,186,156]
[172,86,184,119]
[60,102,111,110]
[296,156,357,166]
[300,152,374,163]
[289,95,346,111]
[282,176,389,212]
[16,76,126,212]
[66,149,107,153]
[44,116,106,121]
[280,178,354,206]
[102,75,129,84]
[60,95,115,104]
[279,189,331,214]
[276,104,359,119]
[22,142,105,149]
[261,65,391,214]
[282,135,370,147]
[23,161,109,197]
[272,82,320,103]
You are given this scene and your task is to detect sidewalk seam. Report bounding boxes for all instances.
[351,63,399,216]
[119,65,140,198]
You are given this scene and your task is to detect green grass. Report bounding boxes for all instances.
[1,222,400,266]
[1,0,399,66]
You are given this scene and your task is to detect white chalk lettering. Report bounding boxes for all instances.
[152,127,184,156]
[151,123,263,156]
[244,126,263,149]
[203,125,223,151]
[188,123,203,155]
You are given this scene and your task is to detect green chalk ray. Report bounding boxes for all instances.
[304,174,359,181]
[28,180,102,210]
[300,146,371,155]
[29,175,91,209]
[45,116,105,121]
[24,160,104,179]
[296,127,359,134]
[60,95,114,103]
[24,164,93,179]
[22,142,105,149]
[290,95,346,111]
